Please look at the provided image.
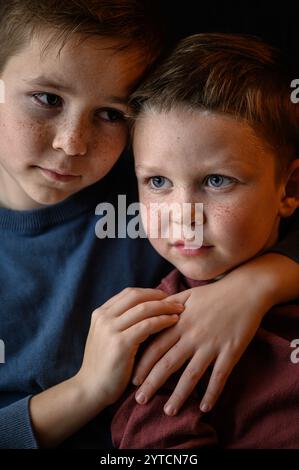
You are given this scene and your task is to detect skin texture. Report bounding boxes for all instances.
[0,32,145,210]
[134,107,294,280]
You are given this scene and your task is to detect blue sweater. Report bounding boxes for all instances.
[0,153,171,448]
[0,152,297,448]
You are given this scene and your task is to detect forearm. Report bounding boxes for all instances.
[29,375,106,448]
[232,253,299,308]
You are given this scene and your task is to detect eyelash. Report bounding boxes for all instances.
[96,108,126,123]
[144,174,237,191]
[204,174,236,188]
[147,176,171,190]
[32,93,62,108]
[31,93,126,123]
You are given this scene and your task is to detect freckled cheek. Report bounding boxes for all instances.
[92,129,128,164]
[206,204,251,243]
[138,198,153,237]
[138,196,165,242]
[13,119,52,153]
[0,119,51,173]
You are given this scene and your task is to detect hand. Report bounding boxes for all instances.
[76,287,184,409]
[30,288,184,448]
[132,267,274,416]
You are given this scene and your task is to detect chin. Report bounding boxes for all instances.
[176,262,225,282]
[28,189,73,207]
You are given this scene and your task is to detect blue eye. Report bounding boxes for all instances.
[149,176,172,189]
[206,174,234,188]
[33,93,62,107]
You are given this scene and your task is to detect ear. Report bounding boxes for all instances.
[279,159,299,218]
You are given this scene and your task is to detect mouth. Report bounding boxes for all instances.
[37,166,80,183]
[172,240,213,257]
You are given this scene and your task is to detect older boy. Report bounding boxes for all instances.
[111,33,299,449]
[0,0,181,449]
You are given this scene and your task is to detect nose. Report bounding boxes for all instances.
[171,204,205,228]
[168,191,205,245]
[170,190,204,226]
[52,118,89,156]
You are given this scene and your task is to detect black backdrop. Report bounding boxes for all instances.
[158,0,299,72]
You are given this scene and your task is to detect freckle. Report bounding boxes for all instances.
[213,204,234,218]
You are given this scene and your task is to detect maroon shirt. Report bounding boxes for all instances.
[111,269,299,449]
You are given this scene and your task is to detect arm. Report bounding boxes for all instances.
[0,398,38,449]
[132,251,299,416]
[2,289,183,449]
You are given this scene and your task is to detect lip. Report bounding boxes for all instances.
[172,241,213,257]
[38,167,80,183]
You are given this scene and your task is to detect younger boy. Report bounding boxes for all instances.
[111,33,299,448]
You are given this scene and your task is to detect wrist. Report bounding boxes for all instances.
[226,255,280,312]
[72,372,109,415]
[241,253,299,305]
[30,375,106,448]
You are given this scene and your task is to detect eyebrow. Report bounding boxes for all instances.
[135,157,255,173]
[23,76,73,92]
[23,76,129,106]
[106,95,128,106]
[135,165,164,173]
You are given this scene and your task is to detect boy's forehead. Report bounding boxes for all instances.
[5,31,147,99]
[31,31,145,70]
[134,108,277,173]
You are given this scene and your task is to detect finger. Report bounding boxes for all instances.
[126,313,180,345]
[199,352,237,413]
[132,328,180,385]
[118,300,184,330]
[134,342,190,405]
[164,289,192,305]
[98,288,169,316]
[163,350,215,416]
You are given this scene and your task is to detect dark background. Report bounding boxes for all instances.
[158,0,299,72]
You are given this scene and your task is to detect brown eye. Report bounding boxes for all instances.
[97,108,126,123]
[33,93,62,107]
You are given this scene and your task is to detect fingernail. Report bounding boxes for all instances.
[132,376,141,386]
[200,403,210,413]
[174,303,184,309]
[171,314,179,321]
[164,404,177,416]
[135,392,147,405]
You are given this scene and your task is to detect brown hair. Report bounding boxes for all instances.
[130,33,299,171]
[0,0,165,74]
